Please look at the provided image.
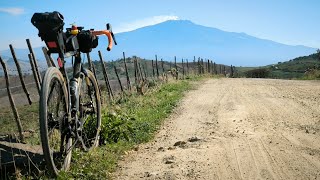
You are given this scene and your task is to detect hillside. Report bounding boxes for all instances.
[237,52,320,79]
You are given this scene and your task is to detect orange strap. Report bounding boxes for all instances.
[91,30,113,51]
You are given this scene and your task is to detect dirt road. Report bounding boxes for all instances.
[114,78,320,180]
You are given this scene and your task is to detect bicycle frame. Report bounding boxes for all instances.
[59,52,84,132]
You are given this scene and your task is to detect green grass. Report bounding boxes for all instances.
[0,102,39,134]
[57,78,195,179]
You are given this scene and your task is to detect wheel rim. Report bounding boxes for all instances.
[46,77,70,171]
[79,76,100,150]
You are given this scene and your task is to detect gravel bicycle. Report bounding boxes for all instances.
[31,11,117,176]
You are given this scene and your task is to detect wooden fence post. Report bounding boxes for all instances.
[144,61,148,79]
[193,56,196,75]
[28,54,41,95]
[197,58,200,75]
[42,47,55,67]
[211,61,214,75]
[26,39,42,84]
[182,58,185,79]
[230,65,234,77]
[138,62,145,82]
[98,51,113,100]
[0,56,24,141]
[86,53,98,80]
[161,58,165,80]
[186,59,189,75]
[114,66,124,93]
[122,52,131,90]
[155,55,159,78]
[207,59,210,73]
[201,59,204,74]
[9,44,32,105]
[174,56,178,80]
[134,57,138,84]
[152,60,155,78]
[223,65,226,76]
[213,62,217,75]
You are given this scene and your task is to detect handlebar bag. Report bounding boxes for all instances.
[77,30,99,53]
[31,11,65,54]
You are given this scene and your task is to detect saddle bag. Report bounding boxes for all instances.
[31,11,65,54]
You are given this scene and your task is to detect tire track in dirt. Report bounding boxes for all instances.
[113,78,320,180]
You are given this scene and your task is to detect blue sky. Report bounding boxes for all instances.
[0,0,320,50]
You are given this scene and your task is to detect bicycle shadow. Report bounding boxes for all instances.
[0,137,45,178]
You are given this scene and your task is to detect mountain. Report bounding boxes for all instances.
[100,20,316,66]
[0,20,317,66]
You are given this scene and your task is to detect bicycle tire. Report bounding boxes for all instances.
[78,70,101,151]
[39,67,72,176]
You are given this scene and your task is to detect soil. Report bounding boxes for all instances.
[113,78,320,180]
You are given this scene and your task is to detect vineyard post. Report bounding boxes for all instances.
[26,39,42,84]
[138,62,145,82]
[135,57,142,82]
[152,59,155,78]
[0,56,24,141]
[86,53,98,79]
[197,58,200,75]
[201,59,204,74]
[98,51,113,100]
[182,58,185,79]
[186,59,189,75]
[9,44,32,105]
[230,65,234,77]
[161,58,165,79]
[175,56,178,80]
[155,55,159,79]
[144,61,148,79]
[193,56,196,75]
[134,57,138,84]
[211,61,214,75]
[42,47,56,67]
[113,65,124,93]
[28,54,41,94]
[123,52,131,90]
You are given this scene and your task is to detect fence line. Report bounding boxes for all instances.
[0,39,235,178]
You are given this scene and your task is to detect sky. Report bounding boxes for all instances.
[0,0,320,51]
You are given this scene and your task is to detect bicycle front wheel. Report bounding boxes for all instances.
[78,70,101,151]
[39,67,72,176]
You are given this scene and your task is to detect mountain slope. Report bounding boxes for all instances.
[101,20,316,66]
[0,20,317,67]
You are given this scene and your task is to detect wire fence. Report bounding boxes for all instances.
[0,39,235,178]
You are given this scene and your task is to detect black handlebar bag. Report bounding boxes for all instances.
[31,11,65,55]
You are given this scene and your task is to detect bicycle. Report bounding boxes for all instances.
[31,11,117,176]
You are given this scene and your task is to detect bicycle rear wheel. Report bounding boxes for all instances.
[78,70,101,151]
[39,67,72,176]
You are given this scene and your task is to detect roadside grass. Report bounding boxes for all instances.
[58,79,195,179]
[0,75,206,179]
